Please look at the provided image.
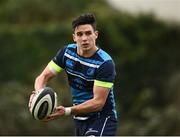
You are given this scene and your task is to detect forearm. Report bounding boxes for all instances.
[68,86,109,116]
[34,66,56,91]
[34,74,48,91]
[47,86,109,120]
[70,98,104,115]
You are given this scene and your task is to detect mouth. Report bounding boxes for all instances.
[81,43,89,48]
[82,43,89,46]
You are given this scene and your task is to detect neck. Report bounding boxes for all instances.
[77,46,98,58]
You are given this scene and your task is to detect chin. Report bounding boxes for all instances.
[81,45,91,50]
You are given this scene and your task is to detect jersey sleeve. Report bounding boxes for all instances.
[48,46,66,74]
[94,60,116,88]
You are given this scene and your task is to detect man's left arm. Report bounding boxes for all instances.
[46,84,110,121]
[69,60,116,115]
[70,84,110,115]
[46,60,115,120]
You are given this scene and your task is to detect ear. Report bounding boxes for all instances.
[73,34,76,42]
[95,31,99,39]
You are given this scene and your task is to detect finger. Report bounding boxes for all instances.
[28,101,31,109]
[28,94,35,108]
[48,112,60,118]
[43,118,51,122]
[32,91,36,94]
[43,115,58,122]
[42,116,54,122]
[54,106,65,112]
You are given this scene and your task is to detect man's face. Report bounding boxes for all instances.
[73,24,98,52]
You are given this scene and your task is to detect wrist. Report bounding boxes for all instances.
[64,107,71,116]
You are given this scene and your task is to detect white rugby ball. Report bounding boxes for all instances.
[30,87,57,120]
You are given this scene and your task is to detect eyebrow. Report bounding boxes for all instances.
[76,30,92,34]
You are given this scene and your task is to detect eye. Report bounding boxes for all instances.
[85,31,92,36]
[76,32,83,37]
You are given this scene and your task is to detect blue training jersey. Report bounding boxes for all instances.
[48,43,117,118]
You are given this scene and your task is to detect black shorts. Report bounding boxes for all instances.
[74,114,118,136]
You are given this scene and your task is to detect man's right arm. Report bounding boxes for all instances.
[34,46,66,91]
[29,63,56,110]
[34,64,56,91]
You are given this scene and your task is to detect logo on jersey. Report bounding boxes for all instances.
[87,68,95,76]
[66,59,74,69]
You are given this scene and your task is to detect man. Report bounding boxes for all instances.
[29,13,118,136]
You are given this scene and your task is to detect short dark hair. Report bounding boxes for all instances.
[72,13,96,31]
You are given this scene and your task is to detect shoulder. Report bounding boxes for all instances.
[67,43,77,49]
[56,43,77,55]
[96,49,112,62]
[64,43,78,57]
[58,43,77,51]
[95,49,116,75]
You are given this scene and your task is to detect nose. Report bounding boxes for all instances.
[82,34,87,41]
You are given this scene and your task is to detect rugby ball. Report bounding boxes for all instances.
[29,87,57,120]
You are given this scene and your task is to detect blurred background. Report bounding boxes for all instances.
[0,0,180,135]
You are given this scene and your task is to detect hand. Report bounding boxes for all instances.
[28,89,44,110]
[43,106,65,122]
[28,91,37,110]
